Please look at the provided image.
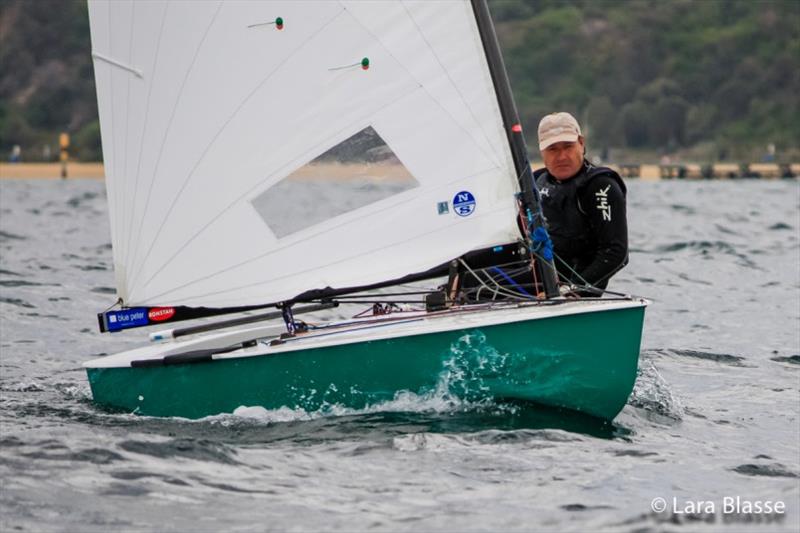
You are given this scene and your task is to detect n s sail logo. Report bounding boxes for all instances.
[452,191,476,217]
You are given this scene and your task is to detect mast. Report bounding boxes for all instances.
[470,0,560,298]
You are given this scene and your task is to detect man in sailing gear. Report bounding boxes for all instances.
[535,112,628,292]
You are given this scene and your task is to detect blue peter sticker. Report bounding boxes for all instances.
[452,191,476,217]
[105,308,149,332]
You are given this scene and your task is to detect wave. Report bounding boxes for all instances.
[649,348,748,367]
[627,356,684,422]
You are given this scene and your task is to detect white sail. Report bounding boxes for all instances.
[89,0,522,308]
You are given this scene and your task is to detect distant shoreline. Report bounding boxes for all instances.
[1,162,798,180]
[0,162,104,179]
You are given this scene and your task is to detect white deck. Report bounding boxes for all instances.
[85,298,648,369]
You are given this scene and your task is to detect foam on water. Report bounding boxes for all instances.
[628,356,685,421]
[227,371,494,425]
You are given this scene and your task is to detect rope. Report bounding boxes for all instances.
[551,253,630,297]
[458,258,534,301]
[489,266,533,298]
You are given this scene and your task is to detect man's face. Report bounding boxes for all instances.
[541,138,585,180]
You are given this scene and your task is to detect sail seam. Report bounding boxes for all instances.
[120,0,136,274]
[124,1,169,290]
[132,83,424,301]
[345,1,503,170]
[126,7,349,292]
[105,4,121,274]
[399,1,504,170]
[126,1,224,288]
[148,204,515,306]
[138,165,502,304]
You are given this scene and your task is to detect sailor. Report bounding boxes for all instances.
[534,112,628,293]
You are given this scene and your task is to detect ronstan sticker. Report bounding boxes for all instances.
[148,307,176,322]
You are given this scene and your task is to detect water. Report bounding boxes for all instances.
[1,178,798,531]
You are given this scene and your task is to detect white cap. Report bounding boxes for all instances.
[538,112,582,151]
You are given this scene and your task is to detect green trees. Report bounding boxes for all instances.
[0,0,97,161]
[493,0,800,161]
[0,0,797,162]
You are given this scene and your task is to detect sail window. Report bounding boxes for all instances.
[252,126,419,238]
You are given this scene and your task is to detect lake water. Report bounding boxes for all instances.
[1,178,798,532]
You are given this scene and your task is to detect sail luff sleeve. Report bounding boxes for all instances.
[469,0,559,298]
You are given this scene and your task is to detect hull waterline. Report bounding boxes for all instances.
[86,301,647,421]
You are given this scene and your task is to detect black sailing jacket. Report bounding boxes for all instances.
[534,161,628,290]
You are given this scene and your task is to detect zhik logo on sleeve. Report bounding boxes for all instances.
[595,185,612,221]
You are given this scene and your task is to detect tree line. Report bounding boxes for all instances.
[1,0,798,162]
[491,0,799,161]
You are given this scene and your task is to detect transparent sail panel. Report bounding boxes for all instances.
[252,127,419,238]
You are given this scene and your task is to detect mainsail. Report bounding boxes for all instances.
[89,0,523,308]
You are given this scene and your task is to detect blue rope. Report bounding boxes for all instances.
[489,266,533,298]
[531,226,554,261]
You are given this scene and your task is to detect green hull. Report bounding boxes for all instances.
[87,304,646,420]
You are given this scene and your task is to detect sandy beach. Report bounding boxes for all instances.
[0,162,104,179]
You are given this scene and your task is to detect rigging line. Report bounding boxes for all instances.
[146,205,514,305]
[458,258,534,301]
[463,280,539,293]
[400,1,505,170]
[475,266,535,300]
[588,256,629,285]
[549,252,611,296]
[487,267,532,297]
[120,0,136,270]
[126,8,348,291]
[471,257,531,272]
[551,253,593,291]
[125,1,224,280]
[283,298,543,338]
[553,252,630,297]
[345,1,505,172]
[273,316,427,344]
[131,84,424,300]
[123,0,169,283]
[489,262,532,276]
[466,260,533,289]
[103,3,122,269]
[333,259,534,301]
[102,297,122,313]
